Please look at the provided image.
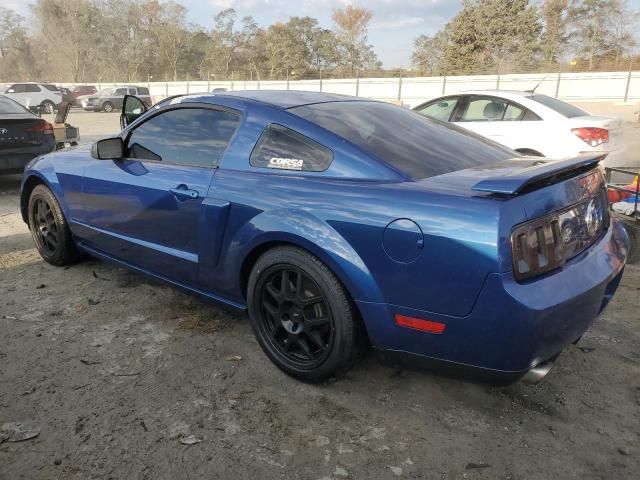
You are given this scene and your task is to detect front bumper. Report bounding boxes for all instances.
[357,219,629,376]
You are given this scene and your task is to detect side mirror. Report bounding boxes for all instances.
[91,137,124,160]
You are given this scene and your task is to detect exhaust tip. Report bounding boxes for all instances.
[521,360,554,384]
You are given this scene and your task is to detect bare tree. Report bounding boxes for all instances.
[331,5,377,76]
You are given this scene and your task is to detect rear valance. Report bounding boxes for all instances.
[472,154,606,195]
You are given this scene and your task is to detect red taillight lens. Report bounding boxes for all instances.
[571,127,609,147]
[27,121,54,135]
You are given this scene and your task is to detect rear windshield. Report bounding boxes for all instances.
[526,94,588,118]
[0,95,30,114]
[42,84,59,91]
[290,101,514,179]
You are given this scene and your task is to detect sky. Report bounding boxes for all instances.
[5,0,640,68]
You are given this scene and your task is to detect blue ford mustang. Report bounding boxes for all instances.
[20,91,628,383]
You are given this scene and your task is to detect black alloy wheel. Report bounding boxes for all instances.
[257,265,334,368]
[32,197,58,256]
[247,246,362,382]
[28,184,80,266]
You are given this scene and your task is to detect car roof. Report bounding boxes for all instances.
[450,90,535,98]
[215,90,372,109]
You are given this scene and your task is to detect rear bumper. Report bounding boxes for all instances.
[1,145,54,173]
[357,219,629,377]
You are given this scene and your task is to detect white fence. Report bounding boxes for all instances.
[62,71,639,107]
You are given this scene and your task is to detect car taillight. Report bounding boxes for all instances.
[511,172,608,281]
[27,121,54,135]
[571,127,609,147]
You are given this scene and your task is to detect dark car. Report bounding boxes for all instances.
[56,87,76,105]
[79,86,151,112]
[20,91,628,383]
[0,95,56,174]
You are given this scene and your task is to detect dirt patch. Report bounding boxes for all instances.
[1,173,639,479]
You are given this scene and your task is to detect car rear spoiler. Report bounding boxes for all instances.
[472,153,607,195]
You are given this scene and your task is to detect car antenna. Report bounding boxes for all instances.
[527,74,549,94]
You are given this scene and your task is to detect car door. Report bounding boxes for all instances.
[79,105,241,285]
[451,95,538,151]
[414,96,461,122]
[24,84,45,107]
[113,88,128,109]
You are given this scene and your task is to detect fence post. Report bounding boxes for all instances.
[286,71,290,90]
[397,75,403,103]
[496,73,500,90]
[442,75,447,95]
[186,73,190,94]
[555,66,562,98]
[624,59,633,102]
[207,70,211,92]
[319,70,323,92]
[230,81,234,91]
[355,70,360,96]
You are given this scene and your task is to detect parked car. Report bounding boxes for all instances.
[413,90,626,167]
[0,95,56,174]
[70,85,97,102]
[20,91,628,383]
[79,86,151,112]
[1,82,62,114]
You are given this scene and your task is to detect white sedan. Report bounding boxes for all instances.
[413,90,626,167]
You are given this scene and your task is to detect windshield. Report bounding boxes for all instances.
[290,101,515,179]
[526,94,588,118]
[0,95,31,114]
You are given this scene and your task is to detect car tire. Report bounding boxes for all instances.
[28,184,80,266]
[102,102,114,113]
[247,246,360,382]
[40,100,56,114]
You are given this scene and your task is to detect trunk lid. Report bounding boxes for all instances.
[0,116,48,150]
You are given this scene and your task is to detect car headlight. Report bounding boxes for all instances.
[511,171,609,281]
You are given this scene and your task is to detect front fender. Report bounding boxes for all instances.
[20,157,67,223]
[225,208,385,305]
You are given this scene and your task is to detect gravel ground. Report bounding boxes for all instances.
[0,110,639,480]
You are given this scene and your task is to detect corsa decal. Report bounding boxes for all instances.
[268,157,304,170]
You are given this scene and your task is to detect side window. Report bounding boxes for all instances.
[250,124,333,172]
[137,87,149,95]
[25,84,41,92]
[115,88,127,96]
[416,97,458,122]
[460,97,509,122]
[42,84,58,91]
[128,88,136,95]
[522,109,542,121]
[9,84,27,93]
[126,107,240,167]
[503,102,525,121]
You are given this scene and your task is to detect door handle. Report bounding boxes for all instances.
[170,185,199,199]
